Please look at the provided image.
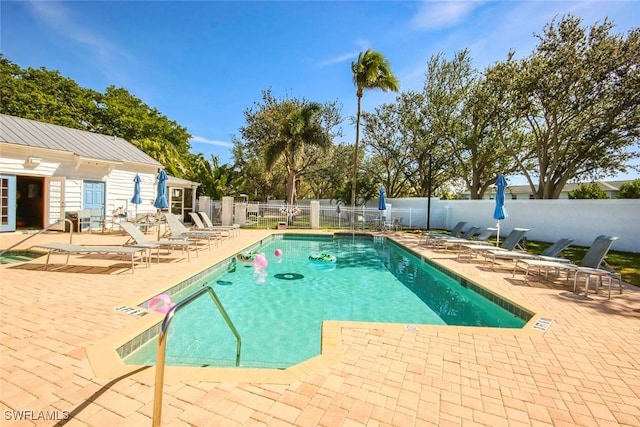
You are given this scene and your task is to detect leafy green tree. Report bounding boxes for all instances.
[304,143,354,200]
[0,56,205,189]
[235,90,341,203]
[350,49,400,208]
[93,86,192,156]
[185,154,239,200]
[360,104,413,198]
[264,102,329,204]
[617,179,640,198]
[504,15,640,198]
[568,183,610,199]
[231,137,286,201]
[423,50,519,199]
[378,90,455,198]
[0,54,99,129]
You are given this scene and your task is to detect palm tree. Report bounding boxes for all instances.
[350,49,400,215]
[264,101,332,205]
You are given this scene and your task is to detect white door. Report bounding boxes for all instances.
[0,174,17,232]
[47,177,65,231]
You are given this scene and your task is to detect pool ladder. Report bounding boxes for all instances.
[152,285,241,427]
[0,218,73,258]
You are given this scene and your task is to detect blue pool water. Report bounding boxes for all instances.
[125,235,528,368]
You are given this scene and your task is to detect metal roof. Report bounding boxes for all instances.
[0,114,162,167]
[167,175,200,187]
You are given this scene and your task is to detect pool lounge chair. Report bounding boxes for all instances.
[431,226,479,249]
[188,212,234,238]
[31,242,148,273]
[458,228,529,260]
[516,235,621,297]
[483,238,574,270]
[440,227,494,251]
[420,221,467,244]
[164,213,220,250]
[120,221,194,262]
[198,211,240,237]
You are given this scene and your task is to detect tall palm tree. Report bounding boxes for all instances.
[264,101,332,205]
[351,49,400,214]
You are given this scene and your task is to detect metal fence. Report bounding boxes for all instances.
[234,203,423,230]
[195,196,640,252]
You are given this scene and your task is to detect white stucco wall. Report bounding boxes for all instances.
[379,198,640,253]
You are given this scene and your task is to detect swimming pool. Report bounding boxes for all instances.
[125,235,529,369]
[0,250,43,264]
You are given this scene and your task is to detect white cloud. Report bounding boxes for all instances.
[317,51,359,67]
[411,0,484,31]
[27,2,118,61]
[190,136,234,148]
[316,38,370,67]
[24,1,135,85]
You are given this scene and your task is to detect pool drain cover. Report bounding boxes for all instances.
[274,273,304,281]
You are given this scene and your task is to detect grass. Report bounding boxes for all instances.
[524,240,640,287]
[407,229,639,287]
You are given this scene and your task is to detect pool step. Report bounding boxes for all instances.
[1,255,34,264]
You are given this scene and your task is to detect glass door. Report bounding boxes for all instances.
[0,175,17,232]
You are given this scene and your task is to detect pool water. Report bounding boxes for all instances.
[0,250,43,264]
[125,235,527,368]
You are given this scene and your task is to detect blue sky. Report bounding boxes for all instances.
[2,0,639,180]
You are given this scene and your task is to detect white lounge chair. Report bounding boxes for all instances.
[199,211,240,237]
[31,242,147,273]
[164,213,220,250]
[188,212,234,238]
[120,221,193,262]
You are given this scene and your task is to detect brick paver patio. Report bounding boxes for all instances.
[1,228,639,426]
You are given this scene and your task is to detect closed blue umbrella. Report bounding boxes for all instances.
[154,170,169,210]
[378,187,386,211]
[131,174,142,217]
[378,187,387,230]
[493,174,508,246]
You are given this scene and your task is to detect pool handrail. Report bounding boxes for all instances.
[152,285,241,427]
[0,218,72,258]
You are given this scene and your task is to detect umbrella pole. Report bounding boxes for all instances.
[496,222,500,247]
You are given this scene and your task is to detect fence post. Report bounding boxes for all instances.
[310,201,320,229]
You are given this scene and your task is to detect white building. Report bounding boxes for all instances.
[0,114,198,232]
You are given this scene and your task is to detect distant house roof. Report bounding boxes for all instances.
[0,114,162,167]
[506,180,633,194]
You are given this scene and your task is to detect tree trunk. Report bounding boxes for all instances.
[286,170,296,205]
[350,95,362,225]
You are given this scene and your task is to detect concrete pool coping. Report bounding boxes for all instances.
[85,232,552,384]
[87,317,552,384]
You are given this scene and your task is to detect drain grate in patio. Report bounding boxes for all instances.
[532,317,553,332]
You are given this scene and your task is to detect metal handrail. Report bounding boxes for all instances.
[152,285,241,427]
[0,218,73,257]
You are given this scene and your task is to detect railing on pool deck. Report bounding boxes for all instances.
[0,218,73,258]
[152,285,241,427]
